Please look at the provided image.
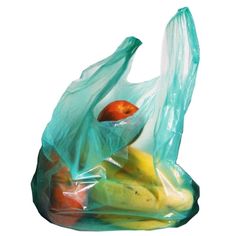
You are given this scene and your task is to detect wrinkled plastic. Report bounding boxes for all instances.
[31,7,200,231]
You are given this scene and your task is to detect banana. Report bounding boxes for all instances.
[169,189,193,211]
[93,148,193,215]
[157,168,194,211]
[100,160,142,185]
[112,146,160,185]
[99,158,193,212]
[149,185,193,212]
[112,146,194,211]
[163,188,193,211]
[90,179,160,212]
[100,160,163,204]
[97,214,176,230]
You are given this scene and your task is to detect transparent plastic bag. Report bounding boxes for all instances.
[31,7,200,231]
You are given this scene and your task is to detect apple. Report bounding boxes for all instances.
[97,100,139,122]
[49,181,87,226]
[49,166,87,226]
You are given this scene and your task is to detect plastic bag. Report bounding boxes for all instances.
[31,7,200,231]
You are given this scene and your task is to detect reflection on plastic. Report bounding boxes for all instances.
[31,7,200,231]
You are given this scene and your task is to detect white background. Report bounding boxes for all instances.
[1,0,236,235]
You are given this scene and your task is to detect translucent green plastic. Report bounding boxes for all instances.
[31,7,200,231]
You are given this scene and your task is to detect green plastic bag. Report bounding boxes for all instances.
[31,7,200,231]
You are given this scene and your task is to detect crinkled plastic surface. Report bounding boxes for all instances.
[31,7,200,231]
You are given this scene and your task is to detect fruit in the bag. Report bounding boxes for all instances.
[49,167,87,226]
[96,214,175,230]
[99,161,166,211]
[153,186,193,212]
[90,179,159,212]
[97,100,138,122]
[99,160,163,209]
[100,160,159,193]
[50,182,86,210]
[112,146,160,185]
[101,150,194,212]
[100,160,141,186]
[49,182,87,226]
[166,189,193,211]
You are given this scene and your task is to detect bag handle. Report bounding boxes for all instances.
[154,7,200,163]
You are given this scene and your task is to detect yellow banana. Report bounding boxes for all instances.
[157,167,194,211]
[90,179,160,212]
[112,146,160,185]
[94,148,193,213]
[101,157,193,211]
[100,160,142,185]
[112,146,194,211]
[161,188,193,211]
[149,185,193,212]
[96,214,175,230]
[100,160,163,206]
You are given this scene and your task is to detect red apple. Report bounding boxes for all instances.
[97,100,139,122]
[49,182,86,226]
[49,167,87,226]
